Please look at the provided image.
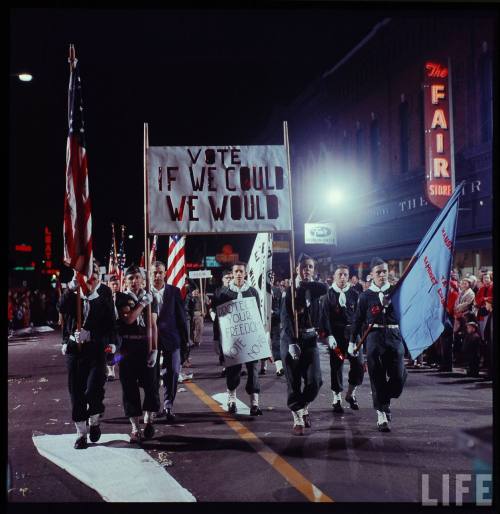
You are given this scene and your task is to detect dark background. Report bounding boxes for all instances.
[9,7,389,269]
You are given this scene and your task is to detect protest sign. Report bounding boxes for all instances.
[147,146,291,234]
[217,297,271,366]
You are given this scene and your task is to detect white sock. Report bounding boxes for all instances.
[107,365,115,377]
[303,403,309,416]
[292,409,305,426]
[377,410,388,424]
[129,416,140,432]
[333,391,342,403]
[75,421,87,437]
[227,389,236,404]
[144,411,153,424]
[275,360,283,372]
[89,414,100,426]
[346,385,356,398]
[250,393,259,407]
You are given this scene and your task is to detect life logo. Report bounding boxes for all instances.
[310,226,332,238]
[304,223,336,245]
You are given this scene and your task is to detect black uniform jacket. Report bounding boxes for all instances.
[351,286,399,340]
[320,286,359,335]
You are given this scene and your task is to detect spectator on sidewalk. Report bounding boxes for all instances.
[475,271,493,339]
[463,321,481,377]
[482,298,493,380]
[453,277,475,362]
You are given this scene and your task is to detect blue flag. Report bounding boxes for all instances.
[392,182,464,359]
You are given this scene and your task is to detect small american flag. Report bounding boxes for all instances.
[166,235,186,298]
[108,223,118,275]
[116,225,126,290]
[63,45,93,286]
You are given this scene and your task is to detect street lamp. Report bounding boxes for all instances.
[18,73,33,82]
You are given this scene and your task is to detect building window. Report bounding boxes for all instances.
[399,100,409,174]
[479,43,492,143]
[355,123,364,166]
[370,116,380,177]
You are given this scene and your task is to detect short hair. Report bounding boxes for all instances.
[462,277,472,285]
[108,275,119,282]
[370,257,387,271]
[222,269,233,276]
[297,253,315,266]
[152,260,166,269]
[334,263,349,271]
[125,264,142,277]
[232,261,247,269]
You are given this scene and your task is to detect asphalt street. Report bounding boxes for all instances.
[7,323,493,504]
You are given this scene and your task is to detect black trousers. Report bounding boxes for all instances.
[270,323,281,362]
[119,340,159,417]
[280,336,323,412]
[329,326,364,393]
[66,346,106,423]
[226,360,260,394]
[365,328,407,411]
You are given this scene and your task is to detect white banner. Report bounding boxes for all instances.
[147,146,291,234]
[217,297,271,366]
[247,233,273,333]
[188,270,212,279]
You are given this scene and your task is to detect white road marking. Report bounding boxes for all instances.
[32,433,196,502]
[211,393,250,415]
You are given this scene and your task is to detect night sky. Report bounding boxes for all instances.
[9,7,386,269]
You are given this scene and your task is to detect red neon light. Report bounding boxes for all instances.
[15,244,32,252]
[425,62,448,78]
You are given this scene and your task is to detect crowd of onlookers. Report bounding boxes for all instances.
[7,286,61,334]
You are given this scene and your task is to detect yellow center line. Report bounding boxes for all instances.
[184,381,334,503]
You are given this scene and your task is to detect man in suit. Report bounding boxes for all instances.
[155,264,189,423]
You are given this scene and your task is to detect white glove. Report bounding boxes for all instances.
[348,341,358,357]
[146,349,158,368]
[140,292,154,307]
[67,272,79,291]
[107,344,117,353]
[209,311,216,322]
[288,343,301,360]
[61,344,68,355]
[327,335,337,350]
[74,328,91,344]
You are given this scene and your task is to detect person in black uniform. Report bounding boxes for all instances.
[115,265,159,443]
[280,254,327,435]
[269,271,285,377]
[321,264,364,413]
[350,257,407,432]
[217,261,263,416]
[58,264,117,449]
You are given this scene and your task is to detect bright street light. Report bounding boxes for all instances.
[128,234,134,239]
[326,189,344,206]
[18,73,33,82]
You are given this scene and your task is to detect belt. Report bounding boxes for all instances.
[299,328,317,337]
[121,334,147,340]
[372,324,399,329]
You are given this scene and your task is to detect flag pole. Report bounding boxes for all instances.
[143,123,154,353]
[68,43,82,339]
[283,121,298,338]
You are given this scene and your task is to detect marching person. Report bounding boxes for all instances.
[217,261,263,416]
[280,254,327,435]
[154,263,190,423]
[115,265,159,443]
[105,274,121,381]
[188,286,209,347]
[350,257,407,432]
[321,264,364,413]
[58,265,117,449]
[270,271,285,377]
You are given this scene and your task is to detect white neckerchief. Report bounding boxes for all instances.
[125,288,147,327]
[369,282,391,305]
[229,281,250,299]
[81,289,99,324]
[331,282,350,307]
[152,284,165,308]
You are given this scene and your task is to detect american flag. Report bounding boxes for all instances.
[63,45,93,284]
[149,234,158,266]
[166,235,186,298]
[116,225,126,290]
[108,223,118,275]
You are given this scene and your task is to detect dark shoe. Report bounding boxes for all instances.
[220,368,226,378]
[332,400,344,414]
[276,369,284,377]
[377,421,391,432]
[250,405,263,416]
[259,368,266,375]
[129,431,143,444]
[292,425,305,436]
[302,414,311,428]
[345,396,359,410]
[89,424,101,443]
[241,369,247,376]
[165,410,176,423]
[143,422,155,439]
[106,375,115,382]
[227,402,237,414]
[383,406,392,421]
[74,435,88,449]
[155,409,166,419]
